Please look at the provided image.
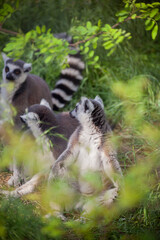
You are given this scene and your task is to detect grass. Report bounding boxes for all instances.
[0,0,160,239]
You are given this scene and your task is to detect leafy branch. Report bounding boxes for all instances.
[69,15,141,47]
[1,1,160,69]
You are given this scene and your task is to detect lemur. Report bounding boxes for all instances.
[1,96,122,211]
[1,48,84,127]
[7,99,79,187]
[48,96,123,214]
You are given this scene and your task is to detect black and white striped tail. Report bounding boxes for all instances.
[51,50,85,111]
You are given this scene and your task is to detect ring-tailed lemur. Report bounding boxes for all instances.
[7,98,78,187]
[1,47,84,126]
[48,96,123,214]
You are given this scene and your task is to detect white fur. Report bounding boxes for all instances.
[51,89,72,101]
[71,97,94,126]
[40,99,52,110]
[1,52,9,63]
[61,68,82,80]
[67,56,85,70]
[1,173,43,197]
[51,98,65,109]
[94,96,104,109]
[21,112,54,163]
[8,112,55,187]
[23,63,32,72]
[55,79,79,91]
[2,63,28,103]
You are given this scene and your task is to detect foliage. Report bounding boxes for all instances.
[0,0,160,239]
[2,26,71,86]
[117,0,160,39]
[0,197,47,240]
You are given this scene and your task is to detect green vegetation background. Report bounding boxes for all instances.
[0,0,160,239]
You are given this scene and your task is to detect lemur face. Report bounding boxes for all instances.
[70,97,95,120]
[2,53,32,83]
[20,111,39,125]
[70,96,104,121]
[20,99,51,127]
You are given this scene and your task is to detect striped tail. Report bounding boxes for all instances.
[51,48,85,111]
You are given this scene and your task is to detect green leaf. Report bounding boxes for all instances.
[118,16,127,22]
[151,24,158,40]
[150,8,159,18]
[86,21,92,29]
[155,14,160,21]
[113,30,121,39]
[25,32,32,42]
[125,33,131,38]
[94,56,99,62]
[145,19,151,26]
[131,14,137,19]
[92,42,97,49]
[103,40,112,45]
[145,21,155,31]
[42,25,46,33]
[135,3,147,9]
[77,26,87,35]
[41,48,48,53]
[98,19,101,28]
[36,26,41,34]
[45,55,52,63]
[103,42,114,50]
[83,46,89,54]
[16,0,20,8]
[107,47,116,56]
[89,50,94,58]
[84,41,90,47]
[116,36,124,44]
[102,24,111,32]
[3,3,14,13]
[152,2,160,7]
[116,10,129,17]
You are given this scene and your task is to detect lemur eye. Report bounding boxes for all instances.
[5,66,9,73]
[14,69,21,75]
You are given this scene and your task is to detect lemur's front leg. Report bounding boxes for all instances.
[48,129,79,182]
[48,148,74,181]
[101,149,123,206]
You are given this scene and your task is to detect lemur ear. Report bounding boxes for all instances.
[1,52,10,63]
[23,63,32,73]
[94,95,104,109]
[84,99,94,112]
[40,99,52,110]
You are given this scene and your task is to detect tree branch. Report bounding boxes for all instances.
[69,16,141,47]
[0,26,18,36]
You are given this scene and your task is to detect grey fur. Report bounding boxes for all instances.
[7,101,78,187]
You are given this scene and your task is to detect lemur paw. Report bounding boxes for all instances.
[104,188,118,206]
